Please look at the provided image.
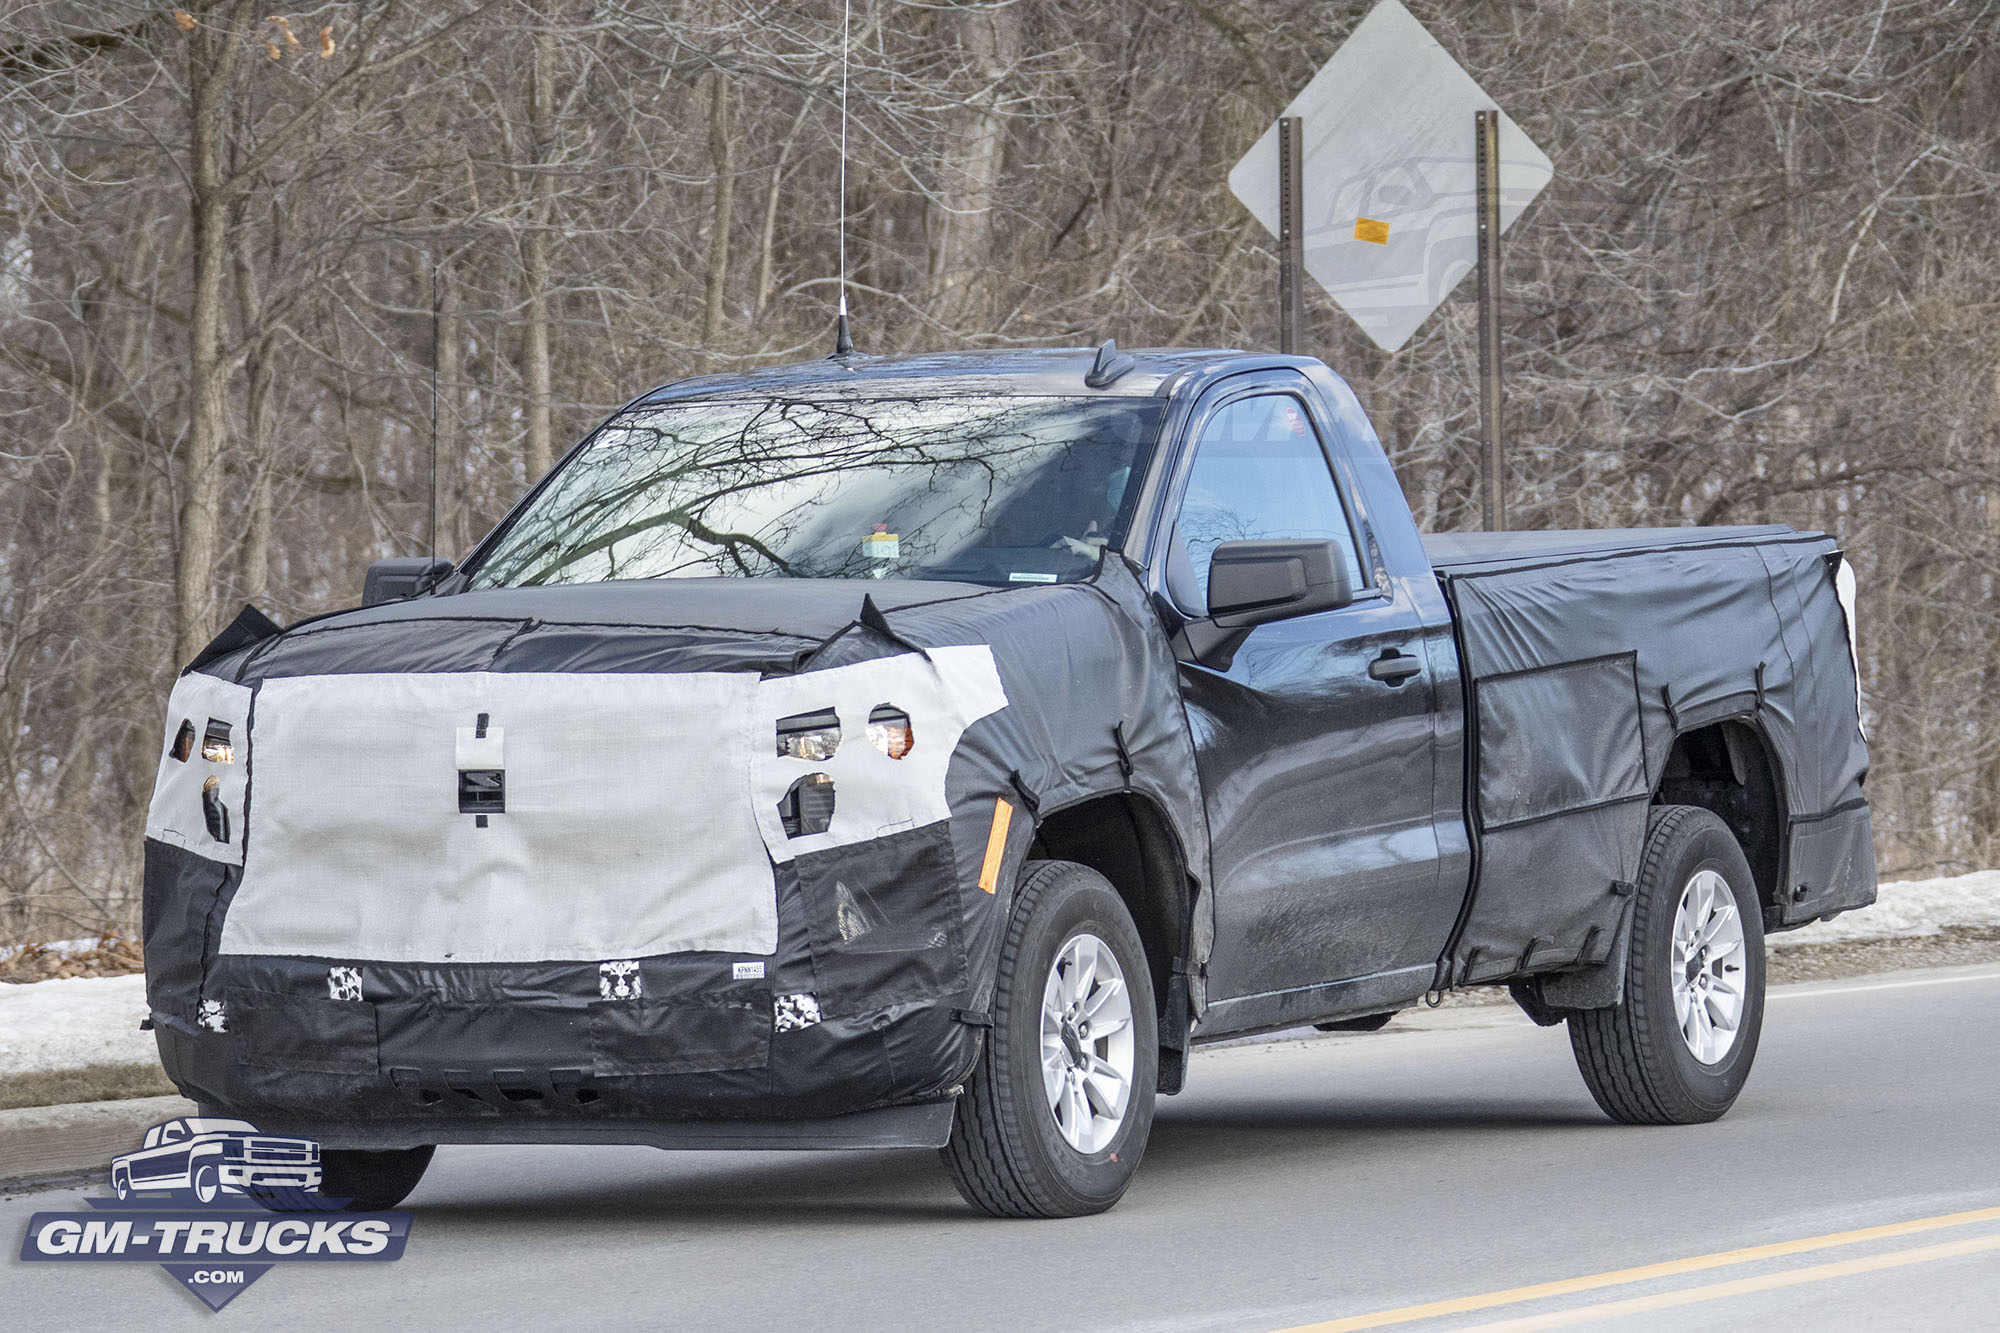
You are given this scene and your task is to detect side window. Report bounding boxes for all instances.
[1168,394,1366,612]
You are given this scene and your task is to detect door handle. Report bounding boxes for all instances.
[1367,649,1423,685]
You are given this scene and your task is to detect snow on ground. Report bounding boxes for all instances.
[1767,868,2000,949]
[0,872,1996,1081]
[0,973,153,1078]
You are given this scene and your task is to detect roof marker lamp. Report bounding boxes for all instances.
[777,709,841,761]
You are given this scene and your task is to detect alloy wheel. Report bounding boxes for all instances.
[1038,932,1137,1153]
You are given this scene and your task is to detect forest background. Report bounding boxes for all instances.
[3,0,1995,941]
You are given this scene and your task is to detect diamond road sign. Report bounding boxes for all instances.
[1228,0,1553,353]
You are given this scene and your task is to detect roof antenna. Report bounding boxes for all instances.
[830,0,857,358]
[428,252,441,569]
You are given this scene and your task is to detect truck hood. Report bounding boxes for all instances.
[220,576,1003,680]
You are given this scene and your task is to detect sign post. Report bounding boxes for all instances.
[1226,0,1551,528]
[1277,117,1305,355]
[1474,109,1505,530]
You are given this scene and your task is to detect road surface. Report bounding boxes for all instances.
[7,963,1998,1330]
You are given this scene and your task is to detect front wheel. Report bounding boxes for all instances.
[1568,805,1766,1124]
[941,860,1157,1218]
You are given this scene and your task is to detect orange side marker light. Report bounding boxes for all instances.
[977,798,1015,894]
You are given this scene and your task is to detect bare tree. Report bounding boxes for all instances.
[2,0,1998,939]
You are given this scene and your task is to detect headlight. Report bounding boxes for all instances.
[867,705,913,759]
[776,709,841,761]
[201,719,234,764]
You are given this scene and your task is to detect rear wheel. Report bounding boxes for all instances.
[248,1146,434,1212]
[191,1162,220,1204]
[1568,805,1766,1124]
[941,860,1157,1218]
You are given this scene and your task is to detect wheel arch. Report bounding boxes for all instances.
[1521,724,1786,1020]
[1654,718,1788,928]
[1026,790,1196,1091]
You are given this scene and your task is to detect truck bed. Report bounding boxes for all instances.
[1424,523,1875,987]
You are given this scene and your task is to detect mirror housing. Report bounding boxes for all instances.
[363,557,454,608]
[1206,539,1353,629]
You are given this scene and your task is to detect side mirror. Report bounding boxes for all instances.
[363,557,454,608]
[1206,539,1353,629]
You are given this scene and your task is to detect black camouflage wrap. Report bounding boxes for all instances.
[1427,527,1876,986]
[143,557,1209,1139]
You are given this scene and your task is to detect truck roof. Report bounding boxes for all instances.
[634,346,1262,405]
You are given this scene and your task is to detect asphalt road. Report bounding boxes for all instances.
[8,963,1999,1331]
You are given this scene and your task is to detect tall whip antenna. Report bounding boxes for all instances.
[833,0,855,355]
[429,253,441,567]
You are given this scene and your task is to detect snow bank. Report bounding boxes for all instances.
[1768,869,2000,949]
[0,973,155,1077]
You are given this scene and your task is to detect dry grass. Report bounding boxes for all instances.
[0,1062,175,1112]
[0,936,144,984]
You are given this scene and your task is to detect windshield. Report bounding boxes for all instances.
[467,396,1164,589]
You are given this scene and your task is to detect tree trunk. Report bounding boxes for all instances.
[928,4,1018,331]
[435,249,468,558]
[521,14,557,484]
[174,1,255,668]
[699,67,735,371]
[754,103,812,322]
[233,202,275,607]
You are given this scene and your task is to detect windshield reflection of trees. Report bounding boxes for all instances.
[472,397,1159,588]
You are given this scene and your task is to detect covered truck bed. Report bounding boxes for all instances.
[1424,526,1876,987]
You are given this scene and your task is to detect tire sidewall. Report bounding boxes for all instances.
[1001,871,1157,1212]
[1639,820,1766,1114]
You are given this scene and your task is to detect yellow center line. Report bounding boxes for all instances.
[1445,1231,2000,1332]
[1274,1205,2000,1333]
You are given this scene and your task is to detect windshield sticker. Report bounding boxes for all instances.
[1008,572,1059,584]
[863,525,900,560]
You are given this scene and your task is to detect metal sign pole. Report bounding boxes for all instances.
[1277,116,1305,355]
[1474,109,1505,530]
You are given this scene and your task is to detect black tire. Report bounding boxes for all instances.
[941,860,1158,1218]
[1568,805,1766,1125]
[248,1146,434,1212]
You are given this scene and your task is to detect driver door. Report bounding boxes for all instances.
[1162,380,1453,1015]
